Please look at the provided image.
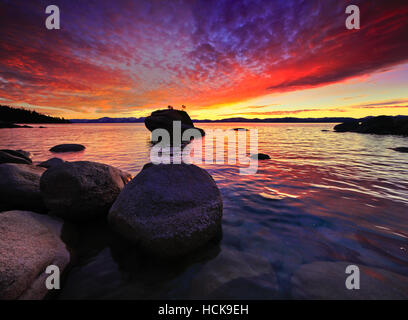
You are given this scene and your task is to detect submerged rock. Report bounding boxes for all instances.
[40,161,127,221]
[38,157,65,168]
[334,116,408,135]
[0,210,70,300]
[190,248,277,298]
[49,144,85,153]
[144,109,205,137]
[291,261,408,299]
[0,163,46,212]
[0,149,32,164]
[250,153,271,160]
[108,163,223,257]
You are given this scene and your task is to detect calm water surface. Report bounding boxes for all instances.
[1,123,407,299]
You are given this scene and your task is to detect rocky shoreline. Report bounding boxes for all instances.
[0,138,224,299]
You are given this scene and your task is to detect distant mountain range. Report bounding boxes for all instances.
[70,116,363,123]
[2,104,401,124]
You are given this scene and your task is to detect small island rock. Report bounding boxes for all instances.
[49,144,85,153]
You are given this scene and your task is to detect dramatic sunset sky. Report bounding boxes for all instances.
[0,0,407,120]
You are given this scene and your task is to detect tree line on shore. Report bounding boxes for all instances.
[0,105,70,124]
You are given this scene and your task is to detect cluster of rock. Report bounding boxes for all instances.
[334,115,408,135]
[0,136,223,298]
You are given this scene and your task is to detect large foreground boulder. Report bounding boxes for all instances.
[108,163,223,257]
[334,116,408,135]
[291,261,408,299]
[0,149,32,164]
[145,109,205,137]
[40,161,129,221]
[49,144,85,153]
[0,163,46,212]
[0,210,70,300]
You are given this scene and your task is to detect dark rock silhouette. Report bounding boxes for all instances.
[250,153,271,160]
[390,147,408,153]
[0,121,33,128]
[145,109,205,137]
[108,163,223,258]
[333,120,360,132]
[0,210,70,300]
[49,144,85,153]
[38,157,65,168]
[334,116,408,135]
[0,149,32,164]
[40,161,129,221]
[0,163,46,212]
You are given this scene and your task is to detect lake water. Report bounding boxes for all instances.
[1,123,407,299]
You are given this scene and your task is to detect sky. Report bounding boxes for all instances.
[0,0,407,120]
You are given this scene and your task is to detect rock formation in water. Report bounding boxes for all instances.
[250,153,271,160]
[49,144,86,153]
[108,163,223,258]
[389,147,408,153]
[144,109,205,137]
[334,115,408,135]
